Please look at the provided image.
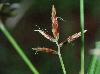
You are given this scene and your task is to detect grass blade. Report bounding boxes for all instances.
[0,20,39,74]
[80,0,85,74]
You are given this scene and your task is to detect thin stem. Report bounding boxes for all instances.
[0,20,39,74]
[56,42,66,74]
[80,0,84,74]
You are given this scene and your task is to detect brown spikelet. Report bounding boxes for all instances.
[59,30,87,47]
[51,5,59,40]
[32,47,58,54]
[67,30,87,43]
[34,30,56,42]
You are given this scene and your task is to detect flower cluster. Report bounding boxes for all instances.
[32,5,87,54]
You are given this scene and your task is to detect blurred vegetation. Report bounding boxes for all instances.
[0,0,100,74]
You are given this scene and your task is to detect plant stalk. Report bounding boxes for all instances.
[80,0,84,74]
[0,20,39,74]
[56,42,66,74]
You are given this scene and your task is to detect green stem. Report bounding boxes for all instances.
[56,42,66,74]
[80,0,84,74]
[0,20,39,74]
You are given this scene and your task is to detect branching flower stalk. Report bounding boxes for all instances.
[56,41,66,74]
[33,5,87,74]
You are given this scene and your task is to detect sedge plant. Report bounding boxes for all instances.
[0,2,87,74]
[32,5,87,74]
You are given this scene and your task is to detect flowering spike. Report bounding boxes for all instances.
[59,30,87,47]
[34,30,56,42]
[67,30,87,43]
[32,47,58,54]
[51,5,59,40]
